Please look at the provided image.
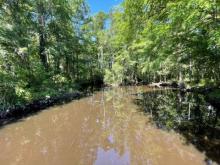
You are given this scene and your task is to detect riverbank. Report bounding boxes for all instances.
[0,81,103,127]
[0,91,83,126]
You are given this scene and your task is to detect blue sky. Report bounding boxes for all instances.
[87,0,123,14]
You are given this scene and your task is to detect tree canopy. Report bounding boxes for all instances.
[0,0,219,107]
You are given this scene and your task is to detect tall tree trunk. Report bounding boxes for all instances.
[55,57,60,73]
[38,2,48,70]
[189,55,192,83]
[76,54,79,80]
[65,56,71,79]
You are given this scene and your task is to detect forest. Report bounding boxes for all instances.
[0,0,219,109]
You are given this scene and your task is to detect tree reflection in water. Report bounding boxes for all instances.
[0,86,214,165]
[134,89,220,164]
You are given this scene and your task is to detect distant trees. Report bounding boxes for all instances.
[103,0,220,86]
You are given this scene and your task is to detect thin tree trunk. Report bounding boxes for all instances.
[76,54,79,80]
[38,2,48,70]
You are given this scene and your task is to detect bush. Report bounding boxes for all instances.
[0,73,19,109]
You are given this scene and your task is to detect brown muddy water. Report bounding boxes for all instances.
[0,86,219,165]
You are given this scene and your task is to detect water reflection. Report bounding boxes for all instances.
[0,86,210,165]
[95,147,130,165]
[135,89,220,164]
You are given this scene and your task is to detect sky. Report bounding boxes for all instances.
[87,0,123,14]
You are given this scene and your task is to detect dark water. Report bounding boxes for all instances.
[0,86,219,165]
[134,89,220,164]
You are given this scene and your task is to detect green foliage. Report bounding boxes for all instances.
[0,0,100,108]
[0,72,18,108]
[0,0,220,107]
[103,0,220,86]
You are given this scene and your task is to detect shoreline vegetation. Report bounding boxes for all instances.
[0,91,82,126]
[0,82,103,127]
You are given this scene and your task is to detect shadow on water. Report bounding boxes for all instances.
[134,89,220,164]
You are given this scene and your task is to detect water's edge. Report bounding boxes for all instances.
[0,85,219,128]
